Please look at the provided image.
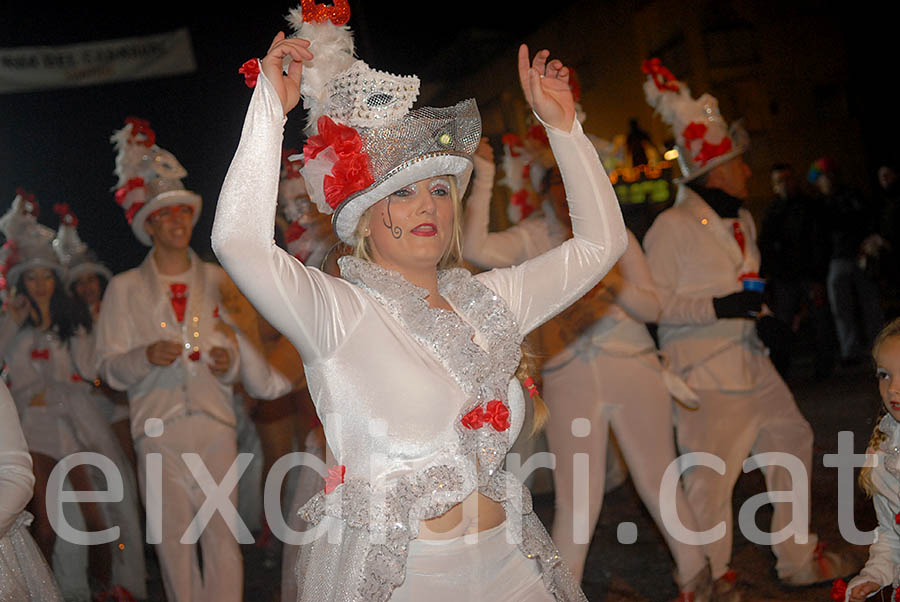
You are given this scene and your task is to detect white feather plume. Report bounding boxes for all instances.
[285,5,356,134]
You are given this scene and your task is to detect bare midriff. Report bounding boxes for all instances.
[417,491,506,540]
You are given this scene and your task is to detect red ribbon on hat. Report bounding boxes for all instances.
[31,349,50,360]
[125,117,155,148]
[301,0,351,25]
[239,59,260,89]
[53,202,78,227]
[324,465,346,494]
[641,58,680,92]
[693,137,733,166]
[304,116,374,210]
[169,283,188,322]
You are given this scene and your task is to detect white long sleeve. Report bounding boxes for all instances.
[468,118,627,336]
[212,70,367,365]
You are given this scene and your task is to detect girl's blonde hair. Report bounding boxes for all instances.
[860,317,900,497]
[352,175,548,435]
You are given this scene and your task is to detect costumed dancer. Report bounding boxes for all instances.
[0,191,145,601]
[94,118,245,602]
[462,133,712,600]
[53,203,135,469]
[0,379,64,602]
[840,317,900,601]
[640,59,856,600]
[214,4,626,600]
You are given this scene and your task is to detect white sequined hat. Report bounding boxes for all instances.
[0,190,64,291]
[51,203,114,288]
[279,2,481,244]
[110,117,201,246]
[642,59,748,183]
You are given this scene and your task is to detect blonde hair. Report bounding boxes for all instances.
[860,317,900,497]
[352,175,548,435]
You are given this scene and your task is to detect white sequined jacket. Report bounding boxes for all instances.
[212,69,626,601]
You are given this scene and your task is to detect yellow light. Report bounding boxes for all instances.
[664,149,679,161]
[193,332,200,338]
[701,218,709,225]
[160,322,167,328]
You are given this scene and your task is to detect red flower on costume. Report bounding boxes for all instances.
[169,283,188,322]
[125,117,155,147]
[484,400,511,432]
[189,350,201,362]
[461,406,485,430]
[641,58,680,92]
[300,0,351,25]
[31,349,50,360]
[304,116,374,210]
[829,579,846,601]
[460,401,510,432]
[239,59,260,89]
[324,465,346,493]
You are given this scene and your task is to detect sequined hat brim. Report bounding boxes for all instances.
[331,152,473,245]
[675,142,748,184]
[131,190,202,247]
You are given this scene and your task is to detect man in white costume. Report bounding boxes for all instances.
[94,118,245,602]
[640,60,856,600]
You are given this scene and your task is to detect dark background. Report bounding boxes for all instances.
[1,2,895,273]
[0,1,572,272]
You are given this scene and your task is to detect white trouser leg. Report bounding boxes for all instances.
[604,353,708,586]
[137,417,243,602]
[542,354,612,583]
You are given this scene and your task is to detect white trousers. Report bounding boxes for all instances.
[136,416,242,602]
[543,350,708,585]
[675,360,818,579]
[389,522,555,602]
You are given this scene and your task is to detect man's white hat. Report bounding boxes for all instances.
[642,59,748,183]
[110,117,201,246]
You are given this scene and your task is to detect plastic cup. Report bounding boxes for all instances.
[741,277,766,293]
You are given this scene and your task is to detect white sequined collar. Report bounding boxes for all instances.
[880,413,900,449]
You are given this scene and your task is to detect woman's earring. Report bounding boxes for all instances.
[363,227,371,237]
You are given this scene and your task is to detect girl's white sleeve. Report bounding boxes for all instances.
[477,117,627,336]
[845,492,900,598]
[211,66,365,362]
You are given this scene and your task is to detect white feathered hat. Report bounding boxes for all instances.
[51,203,114,289]
[642,59,748,183]
[110,117,201,246]
[0,190,64,292]
[242,2,481,244]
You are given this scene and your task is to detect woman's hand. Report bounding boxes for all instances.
[517,44,576,132]
[4,290,33,326]
[259,32,314,116]
[848,581,880,601]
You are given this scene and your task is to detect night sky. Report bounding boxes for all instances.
[0,2,563,272]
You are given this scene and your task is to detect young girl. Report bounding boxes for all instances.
[844,317,900,601]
